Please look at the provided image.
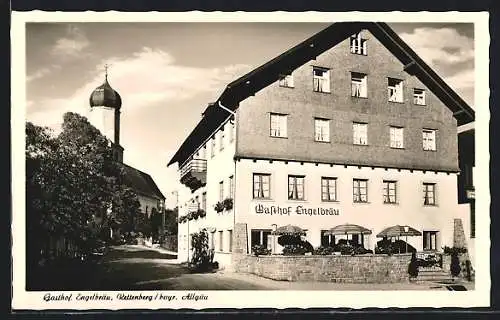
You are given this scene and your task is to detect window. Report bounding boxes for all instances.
[350,33,367,55]
[321,230,335,247]
[390,126,404,149]
[423,231,438,251]
[195,195,200,209]
[288,175,305,200]
[353,122,368,145]
[219,181,224,202]
[321,177,337,202]
[229,122,235,142]
[228,230,233,252]
[218,231,224,252]
[383,181,397,204]
[313,67,330,93]
[388,78,404,102]
[229,175,234,198]
[423,129,436,151]
[270,113,287,138]
[314,118,330,142]
[423,183,436,206]
[413,88,426,105]
[253,173,271,199]
[210,137,216,158]
[351,72,367,98]
[278,74,294,88]
[353,179,368,203]
[219,129,225,151]
[251,229,271,248]
[202,192,207,211]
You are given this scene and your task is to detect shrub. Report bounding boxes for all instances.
[313,246,336,255]
[189,229,215,272]
[408,251,419,278]
[450,252,461,278]
[214,202,225,213]
[252,244,271,256]
[443,246,467,255]
[223,198,233,211]
[282,244,309,255]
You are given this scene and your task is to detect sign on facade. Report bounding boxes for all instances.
[253,203,340,216]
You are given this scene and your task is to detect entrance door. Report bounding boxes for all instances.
[423,231,438,251]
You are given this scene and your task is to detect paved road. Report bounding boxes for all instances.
[29,245,474,291]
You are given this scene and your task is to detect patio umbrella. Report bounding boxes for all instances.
[376,225,422,238]
[376,225,422,253]
[271,224,306,236]
[324,223,372,236]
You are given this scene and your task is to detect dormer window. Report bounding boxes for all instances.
[350,33,367,55]
[279,74,294,88]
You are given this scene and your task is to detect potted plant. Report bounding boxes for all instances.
[197,209,206,218]
[223,198,234,211]
[408,251,419,280]
[450,251,461,281]
[214,201,225,213]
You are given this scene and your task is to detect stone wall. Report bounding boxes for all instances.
[233,253,412,283]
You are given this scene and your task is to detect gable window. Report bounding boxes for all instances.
[353,179,368,203]
[270,113,287,138]
[278,74,294,88]
[422,129,436,151]
[321,177,337,202]
[413,88,426,105]
[219,180,224,202]
[313,67,330,93]
[314,118,330,142]
[210,137,216,158]
[253,173,271,199]
[350,33,367,55]
[388,78,404,102]
[390,126,404,149]
[288,175,305,200]
[383,180,397,204]
[353,122,368,145]
[423,183,436,206]
[351,72,368,98]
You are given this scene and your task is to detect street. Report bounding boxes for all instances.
[28,245,474,291]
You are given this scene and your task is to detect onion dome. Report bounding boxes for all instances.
[89,72,122,110]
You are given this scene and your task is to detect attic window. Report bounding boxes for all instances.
[350,33,367,55]
[279,74,294,88]
[351,72,367,98]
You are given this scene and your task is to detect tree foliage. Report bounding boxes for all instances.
[26,112,145,266]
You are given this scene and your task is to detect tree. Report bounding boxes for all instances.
[163,207,179,236]
[26,112,144,268]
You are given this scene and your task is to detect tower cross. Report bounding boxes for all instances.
[104,63,112,80]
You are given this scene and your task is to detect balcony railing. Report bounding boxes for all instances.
[180,158,207,191]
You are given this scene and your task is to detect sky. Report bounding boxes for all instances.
[25,22,475,205]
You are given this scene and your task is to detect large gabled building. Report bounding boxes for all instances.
[168,22,474,269]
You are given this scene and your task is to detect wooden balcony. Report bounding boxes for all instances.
[180,158,207,191]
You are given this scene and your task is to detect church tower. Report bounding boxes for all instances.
[88,65,124,163]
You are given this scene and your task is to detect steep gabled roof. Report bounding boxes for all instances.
[121,163,165,200]
[168,22,475,167]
